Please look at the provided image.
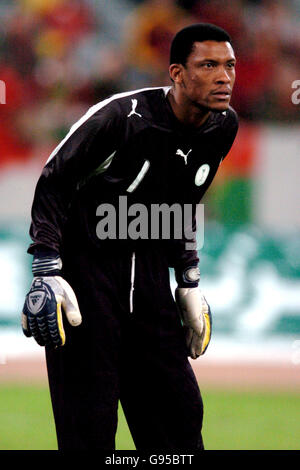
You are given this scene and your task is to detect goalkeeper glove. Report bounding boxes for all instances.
[175,266,212,359]
[22,252,82,347]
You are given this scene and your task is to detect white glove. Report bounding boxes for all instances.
[22,276,82,347]
[175,287,212,359]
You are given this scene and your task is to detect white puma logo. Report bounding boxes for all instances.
[127,99,142,118]
[176,148,192,165]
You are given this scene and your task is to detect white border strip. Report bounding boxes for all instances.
[46,86,171,164]
[126,160,150,193]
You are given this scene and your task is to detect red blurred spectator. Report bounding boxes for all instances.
[42,0,95,42]
[191,0,246,45]
[124,0,194,72]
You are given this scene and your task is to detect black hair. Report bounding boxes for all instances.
[170,23,232,66]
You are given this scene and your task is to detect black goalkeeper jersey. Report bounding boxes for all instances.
[28,86,238,272]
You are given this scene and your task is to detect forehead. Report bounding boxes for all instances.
[188,40,235,62]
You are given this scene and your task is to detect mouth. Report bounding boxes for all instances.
[211,90,231,100]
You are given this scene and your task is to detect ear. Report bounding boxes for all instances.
[169,64,184,85]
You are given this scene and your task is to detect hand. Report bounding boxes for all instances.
[175,287,212,359]
[22,276,82,347]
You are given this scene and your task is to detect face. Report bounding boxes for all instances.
[170,40,236,112]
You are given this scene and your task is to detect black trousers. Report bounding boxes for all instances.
[45,243,204,451]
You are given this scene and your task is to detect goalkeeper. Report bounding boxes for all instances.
[22,23,238,451]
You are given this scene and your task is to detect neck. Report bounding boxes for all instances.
[167,87,211,128]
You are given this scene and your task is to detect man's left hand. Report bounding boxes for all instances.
[175,287,212,359]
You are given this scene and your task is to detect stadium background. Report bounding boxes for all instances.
[0,0,300,450]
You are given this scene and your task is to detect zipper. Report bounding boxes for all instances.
[129,251,136,313]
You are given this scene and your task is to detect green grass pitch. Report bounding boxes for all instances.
[0,385,299,450]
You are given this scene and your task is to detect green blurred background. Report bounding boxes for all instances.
[1,385,300,450]
[0,0,300,450]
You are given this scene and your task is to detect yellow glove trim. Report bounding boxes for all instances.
[56,303,66,347]
[201,311,211,354]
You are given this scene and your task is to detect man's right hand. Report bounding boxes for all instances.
[21,252,82,347]
[22,276,82,347]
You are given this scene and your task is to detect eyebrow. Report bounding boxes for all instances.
[200,58,236,63]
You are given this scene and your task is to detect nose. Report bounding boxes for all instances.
[216,67,231,84]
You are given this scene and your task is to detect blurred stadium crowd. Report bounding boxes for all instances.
[1,0,300,169]
[0,0,299,365]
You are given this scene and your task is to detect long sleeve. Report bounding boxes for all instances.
[28,101,125,255]
[166,204,200,287]
[168,107,239,286]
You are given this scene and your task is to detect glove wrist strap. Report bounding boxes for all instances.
[175,265,200,288]
[32,255,62,277]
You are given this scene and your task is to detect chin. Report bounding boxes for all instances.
[210,102,231,112]
[193,99,231,113]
